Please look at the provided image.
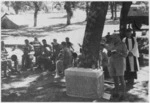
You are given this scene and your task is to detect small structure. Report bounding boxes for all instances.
[1,13,28,29]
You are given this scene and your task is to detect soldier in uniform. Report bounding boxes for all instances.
[105,33,128,100]
[31,37,42,67]
[38,39,52,71]
[54,42,73,78]
[22,39,34,71]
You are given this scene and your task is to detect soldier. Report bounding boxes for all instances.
[22,39,34,71]
[55,42,73,78]
[38,39,52,71]
[1,41,9,77]
[65,37,74,51]
[31,37,42,66]
[105,33,128,100]
[51,39,61,62]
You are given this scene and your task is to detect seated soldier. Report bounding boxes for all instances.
[38,39,52,71]
[1,41,18,77]
[10,55,20,74]
[22,39,34,71]
[55,42,73,78]
[1,41,9,77]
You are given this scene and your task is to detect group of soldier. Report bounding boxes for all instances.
[1,28,141,101]
[1,37,75,78]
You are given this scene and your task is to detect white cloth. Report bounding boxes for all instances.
[122,37,140,71]
[128,38,134,71]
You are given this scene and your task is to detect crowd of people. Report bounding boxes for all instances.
[1,28,140,101]
[1,37,76,78]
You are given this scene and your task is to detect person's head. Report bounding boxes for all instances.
[34,37,38,41]
[105,33,121,45]
[105,34,112,44]
[11,55,17,61]
[111,33,121,44]
[53,39,57,43]
[126,29,133,38]
[61,42,67,48]
[42,39,47,45]
[25,39,29,45]
[65,37,69,42]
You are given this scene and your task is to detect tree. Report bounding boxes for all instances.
[120,2,132,39]
[110,2,117,20]
[33,2,40,27]
[11,1,22,14]
[85,2,90,21]
[81,2,108,68]
[3,1,10,11]
[64,2,73,25]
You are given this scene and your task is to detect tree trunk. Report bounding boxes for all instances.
[33,2,39,27]
[110,2,117,20]
[85,2,90,21]
[81,2,108,68]
[114,3,117,20]
[120,2,132,39]
[110,2,114,19]
[64,2,73,25]
[14,8,19,14]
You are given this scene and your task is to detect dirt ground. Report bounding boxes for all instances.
[1,64,149,102]
[1,9,149,102]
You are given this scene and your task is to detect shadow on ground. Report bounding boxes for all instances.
[2,64,149,102]
[1,20,86,37]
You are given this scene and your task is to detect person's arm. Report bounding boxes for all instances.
[117,43,128,57]
[30,45,34,52]
[70,43,74,51]
[4,48,8,54]
[48,45,52,52]
[78,43,82,47]
[57,50,64,60]
[2,48,8,57]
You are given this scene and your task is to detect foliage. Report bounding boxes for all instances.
[2,1,50,14]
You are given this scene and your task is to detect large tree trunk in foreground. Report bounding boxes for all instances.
[81,2,108,68]
[120,2,132,39]
[64,2,73,25]
[33,2,40,27]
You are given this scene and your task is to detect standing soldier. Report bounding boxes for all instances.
[31,37,42,67]
[65,37,74,51]
[55,42,73,78]
[39,39,52,71]
[105,34,128,100]
[51,39,61,68]
[22,39,34,71]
